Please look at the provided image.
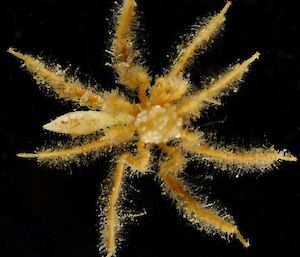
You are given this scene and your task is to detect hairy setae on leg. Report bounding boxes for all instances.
[102,141,151,257]
[158,144,250,247]
[8,48,103,109]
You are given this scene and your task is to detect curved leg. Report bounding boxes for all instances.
[8,48,103,109]
[176,52,260,117]
[180,130,297,171]
[112,0,151,106]
[168,2,231,77]
[158,144,250,247]
[158,144,186,174]
[102,141,151,257]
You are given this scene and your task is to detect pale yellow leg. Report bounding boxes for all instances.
[8,48,103,109]
[112,0,151,106]
[158,144,249,247]
[113,0,136,63]
[180,130,297,171]
[121,141,152,173]
[158,144,186,174]
[168,2,232,77]
[17,125,135,161]
[102,141,151,257]
[103,158,124,257]
[176,52,260,117]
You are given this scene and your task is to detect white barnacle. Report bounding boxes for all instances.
[43,110,134,136]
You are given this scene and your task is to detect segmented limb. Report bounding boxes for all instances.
[176,52,260,117]
[180,130,297,171]
[8,48,103,109]
[168,2,231,77]
[112,0,151,107]
[158,144,186,174]
[158,144,250,247]
[16,125,135,161]
[102,141,151,257]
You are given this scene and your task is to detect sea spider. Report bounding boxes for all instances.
[9,0,296,256]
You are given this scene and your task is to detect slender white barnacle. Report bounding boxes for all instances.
[134,105,182,144]
[43,111,134,136]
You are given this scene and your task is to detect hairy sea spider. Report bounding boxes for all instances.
[9,0,296,256]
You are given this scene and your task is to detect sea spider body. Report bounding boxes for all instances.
[135,104,182,144]
[9,0,296,257]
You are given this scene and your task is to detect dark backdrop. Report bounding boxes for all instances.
[0,0,299,257]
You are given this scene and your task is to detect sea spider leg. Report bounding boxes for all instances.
[102,141,151,257]
[17,125,135,161]
[8,48,103,109]
[158,144,186,174]
[111,0,151,107]
[158,144,250,247]
[180,130,297,171]
[176,52,260,117]
[168,2,232,77]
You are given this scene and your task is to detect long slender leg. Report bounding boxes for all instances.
[176,52,260,117]
[112,0,151,107]
[168,2,231,77]
[181,130,297,171]
[158,144,250,247]
[17,125,135,161]
[8,48,103,109]
[103,157,124,257]
[102,141,151,257]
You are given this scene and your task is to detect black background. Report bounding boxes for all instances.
[0,0,299,257]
